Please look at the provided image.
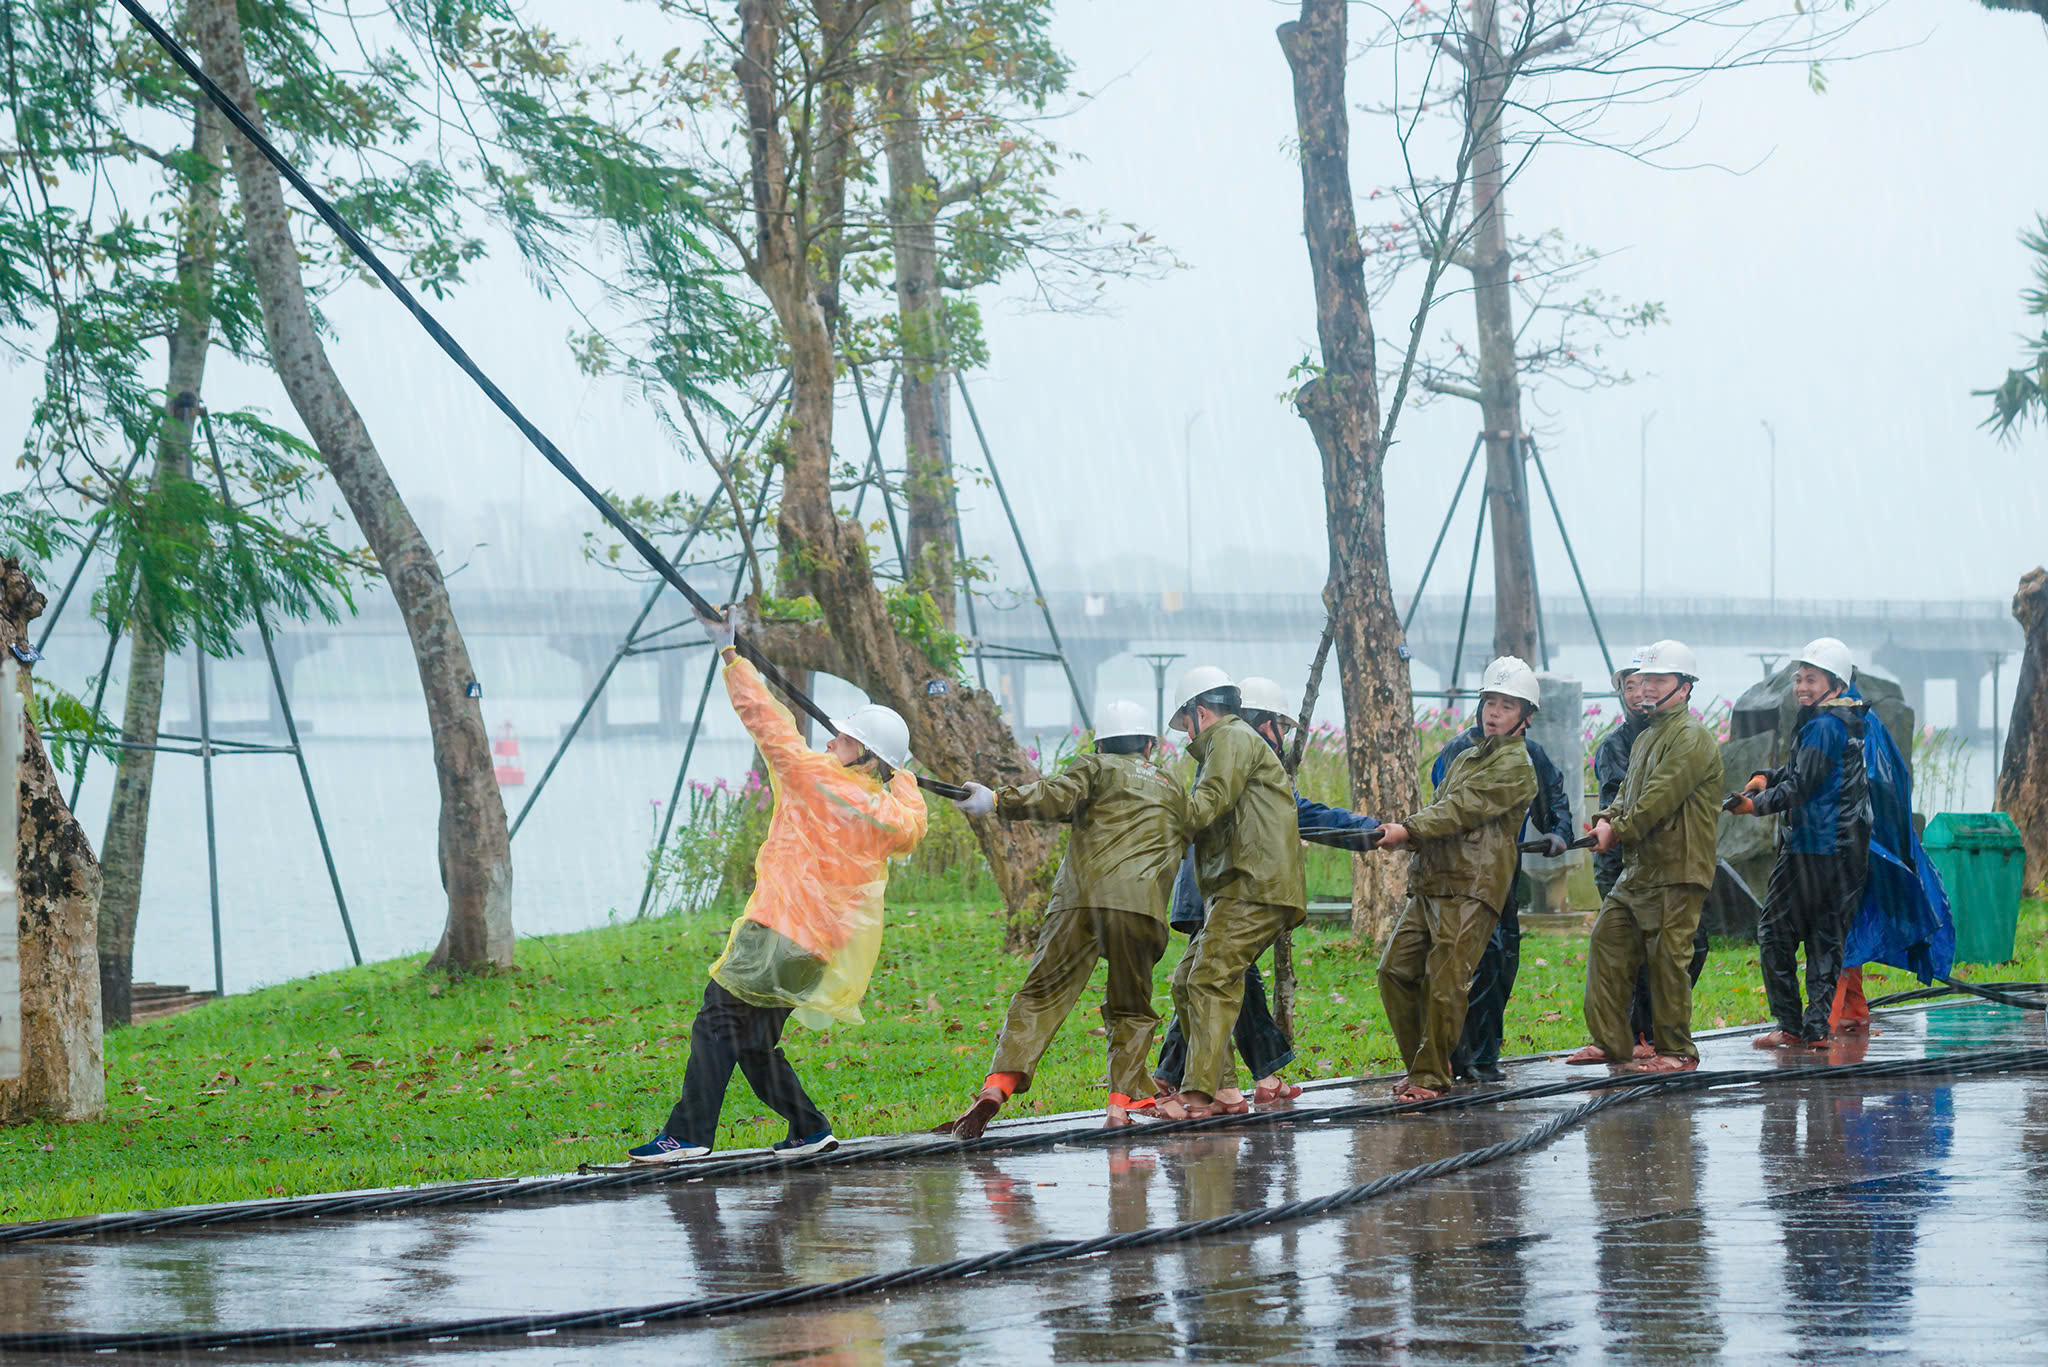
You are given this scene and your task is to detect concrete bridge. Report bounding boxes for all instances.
[48,586,2020,739]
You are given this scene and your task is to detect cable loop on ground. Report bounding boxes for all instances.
[4,1046,2045,1353]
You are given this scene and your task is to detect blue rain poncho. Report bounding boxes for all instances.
[1843,684,1955,981]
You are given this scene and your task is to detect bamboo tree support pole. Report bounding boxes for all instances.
[849,366,908,571]
[194,642,223,998]
[637,463,779,918]
[1450,491,1491,695]
[35,411,164,653]
[65,585,133,812]
[511,379,788,842]
[199,411,361,964]
[1402,432,1486,634]
[1524,437,1616,682]
[954,376,1091,732]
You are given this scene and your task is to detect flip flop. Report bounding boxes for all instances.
[1631,1041,1656,1059]
[1625,1053,1698,1074]
[1751,1029,1802,1049]
[1393,1081,1444,1102]
[935,1087,1004,1139]
[1253,1081,1304,1105]
[1562,1045,1614,1066]
[1182,1094,1251,1120]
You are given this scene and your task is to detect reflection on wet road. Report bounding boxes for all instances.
[3,1003,2044,1364]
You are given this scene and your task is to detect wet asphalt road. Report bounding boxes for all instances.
[4,1001,2044,1365]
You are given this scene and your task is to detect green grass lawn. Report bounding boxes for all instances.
[5,900,2044,1224]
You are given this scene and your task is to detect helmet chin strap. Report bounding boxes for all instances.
[1643,679,1691,715]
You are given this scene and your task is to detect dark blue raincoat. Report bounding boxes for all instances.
[1843,684,1956,981]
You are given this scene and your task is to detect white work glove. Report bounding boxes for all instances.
[1538,833,1568,858]
[699,607,737,650]
[954,782,996,817]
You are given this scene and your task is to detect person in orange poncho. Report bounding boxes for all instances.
[628,611,927,1164]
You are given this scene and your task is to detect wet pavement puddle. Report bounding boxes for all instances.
[3,1002,2044,1364]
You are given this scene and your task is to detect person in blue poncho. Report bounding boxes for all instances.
[1151,676,1382,1105]
[1729,638,1957,1044]
[1837,673,1957,1027]
[1727,638,1871,1047]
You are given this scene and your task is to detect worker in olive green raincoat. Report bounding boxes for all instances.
[1373,657,1542,1101]
[1156,666,1307,1121]
[940,701,1188,1136]
[1570,639,1723,1074]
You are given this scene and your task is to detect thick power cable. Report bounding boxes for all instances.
[5,1048,2045,1354]
[5,1038,2043,1251]
[1866,977,2048,1011]
[110,0,968,799]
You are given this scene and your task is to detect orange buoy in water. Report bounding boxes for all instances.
[493,722,526,786]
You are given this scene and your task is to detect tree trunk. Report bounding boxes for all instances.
[739,0,1052,948]
[0,560,105,1124]
[1279,1,1418,942]
[1997,566,2048,892]
[1467,0,1538,667]
[879,0,957,626]
[194,0,514,972]
[97,99,225,1028]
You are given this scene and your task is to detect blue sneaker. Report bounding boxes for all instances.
[627,1134,710,1165]
[773,1129,839,1158]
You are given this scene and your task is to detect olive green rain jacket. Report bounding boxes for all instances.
[1595,703,1722,891]
[1183,715,1306,915]
[1400,733,1538,913]
[995,752,1189,923]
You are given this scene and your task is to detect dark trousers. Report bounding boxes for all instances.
[1601,869,1711,1046]
[1154,959,1296,1089]
[1453,903,1521,1075]
[663,978,829,1148]
[1758,850,1867,1041]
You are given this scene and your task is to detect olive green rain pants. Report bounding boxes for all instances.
[1583,880,1711,1061]
[1375,894,1499,1092]
[1170,898,1301,1098]
[987,906,1171,1101]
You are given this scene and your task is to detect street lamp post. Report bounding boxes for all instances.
[1761,419,1777,617]
[1639,411,1655,613]
[1139,652,1185,738]
[1182,412,1201,599]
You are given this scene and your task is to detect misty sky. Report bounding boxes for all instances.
[10,0,2046,611]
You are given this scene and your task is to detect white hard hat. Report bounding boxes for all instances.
[1637,639,1699,682]
[1235,676,1295,722]
[1612,647,1645,692]
[1478,656,1541,710]
[834,703,913,770]
[1168,665,1237,732]
[1794,637,1854,686]
[1094,699,1153,742]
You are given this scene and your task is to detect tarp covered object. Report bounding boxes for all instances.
[1844,683,1955,981]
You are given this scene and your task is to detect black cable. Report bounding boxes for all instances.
[109,0,970,801]
[1865,977,2048,1011]
[6,1047,2045,1354]
[7,1029,2045,1253]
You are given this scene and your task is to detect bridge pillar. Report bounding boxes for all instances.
[261,633,329,734]
[549,634,623,737]
[1873,643,1929,725]
[1062,642,1122,730]
[657,650,688,741]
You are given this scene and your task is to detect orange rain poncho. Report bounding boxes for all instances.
[708,655,928,1027]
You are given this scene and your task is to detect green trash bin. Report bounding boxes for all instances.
[1922,812,2026,965]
